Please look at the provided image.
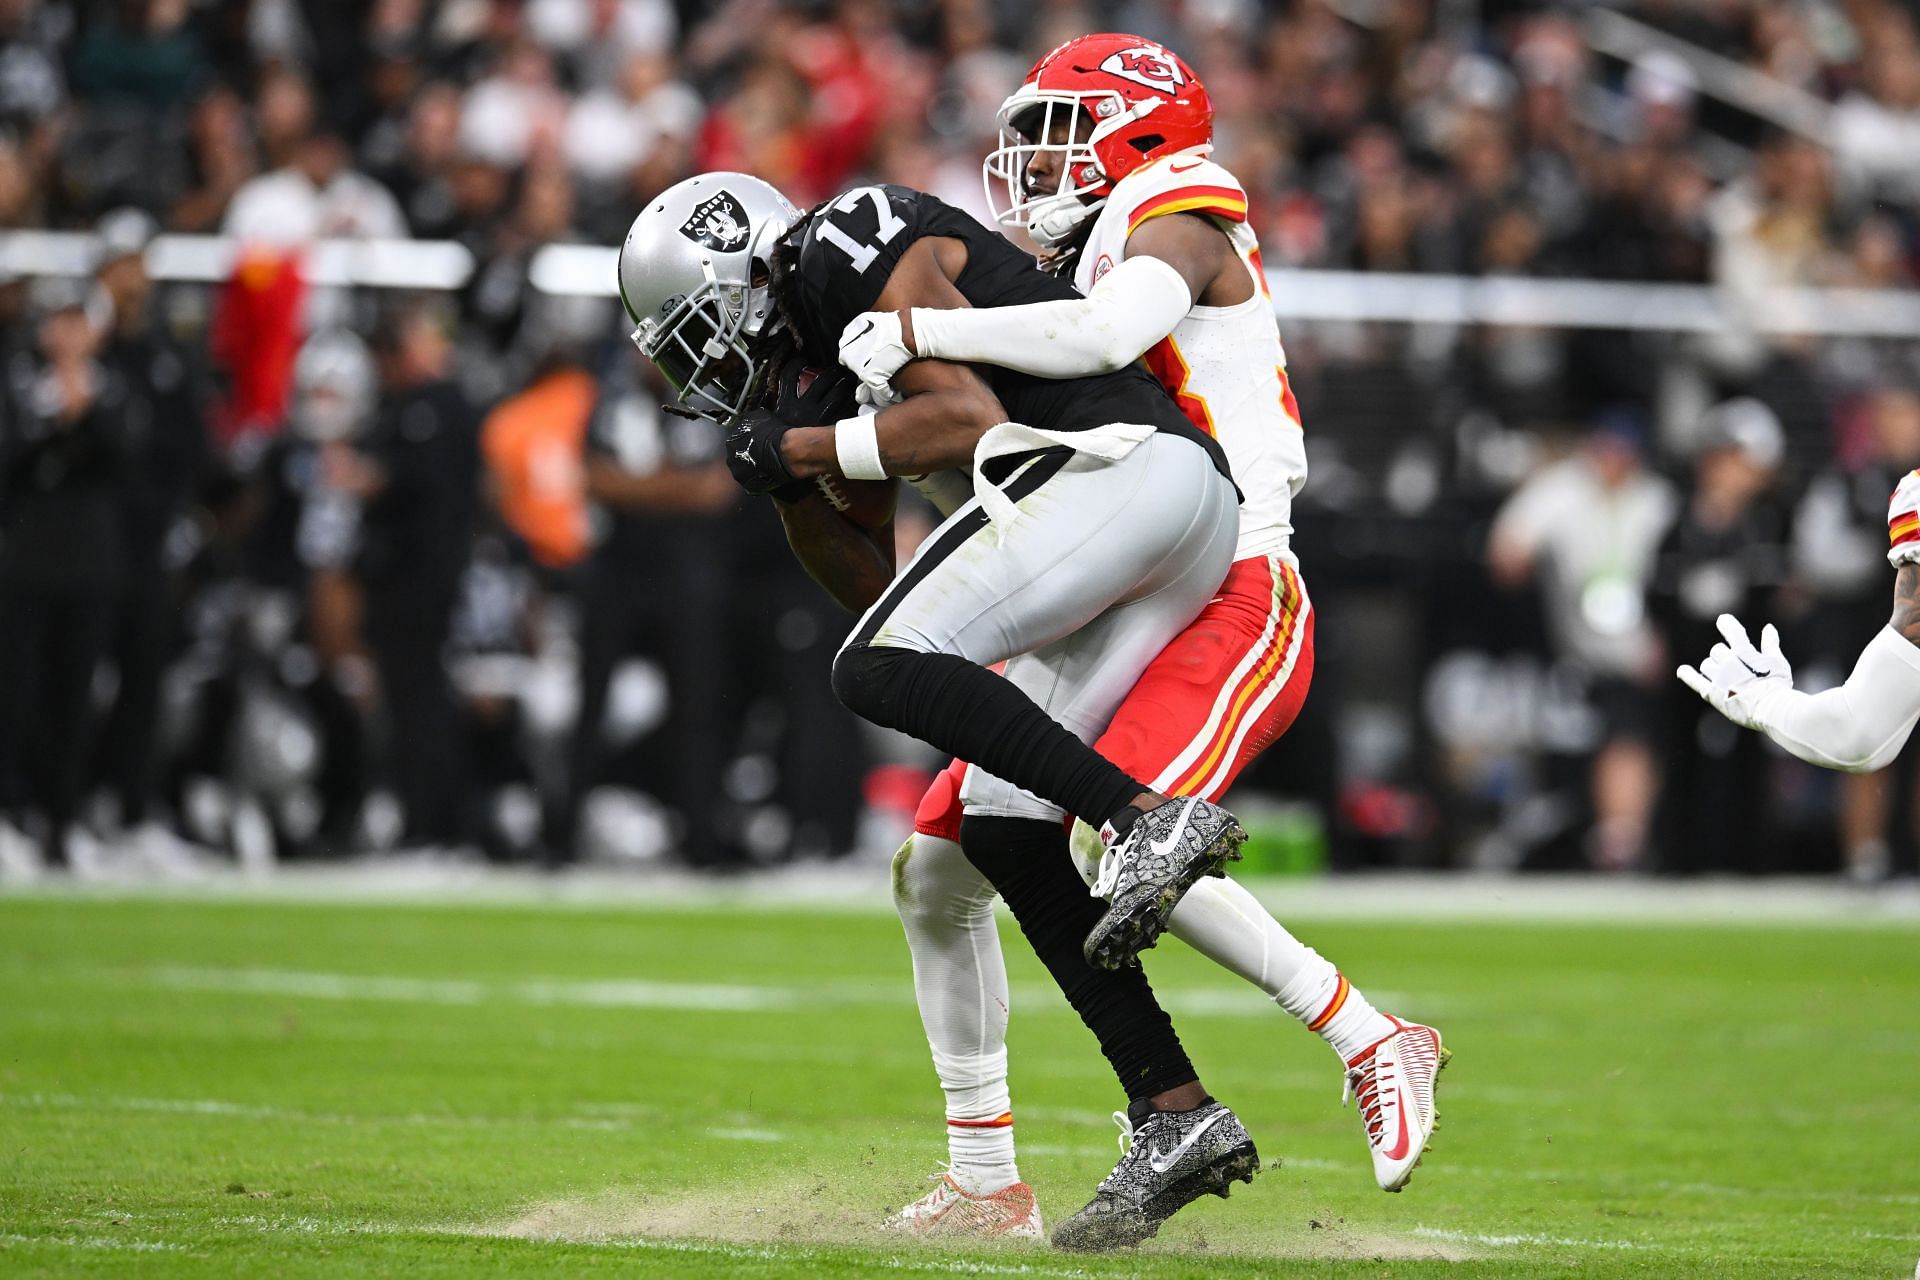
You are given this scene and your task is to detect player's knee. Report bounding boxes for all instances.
[831,642,899,723]
[890,833,921,917]
[959,814,1095,940]
[833,640,940,727]
[895,830,995,930]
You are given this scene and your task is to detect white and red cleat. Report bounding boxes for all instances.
[884,1173,1045,1239]
[1342,1016,1449,1192]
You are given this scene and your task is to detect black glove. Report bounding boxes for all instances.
[723,408,809,500]
[729,359,865,503]
[773,358,861,427]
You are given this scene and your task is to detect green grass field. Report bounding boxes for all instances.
[1,885,1917,1277]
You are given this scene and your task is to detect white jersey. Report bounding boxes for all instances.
[1889,470,1920,567]
[1073,153,1307,563]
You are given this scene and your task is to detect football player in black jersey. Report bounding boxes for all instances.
[619,173,1260,1248]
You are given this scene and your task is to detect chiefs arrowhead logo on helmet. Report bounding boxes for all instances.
[1097,46,1186,95]
[678,191,752,252]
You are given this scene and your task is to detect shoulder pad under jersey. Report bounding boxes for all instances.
[1888,469,1920,567]
[1107,154,1250,238]
[787,185,930,362]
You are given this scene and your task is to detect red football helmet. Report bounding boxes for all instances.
[984,33,1213,247]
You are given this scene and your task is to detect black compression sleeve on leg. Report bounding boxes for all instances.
[960,815,1197,1102]
[834,645,1142,827]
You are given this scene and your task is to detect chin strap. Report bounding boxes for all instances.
[1027,192,1105,249]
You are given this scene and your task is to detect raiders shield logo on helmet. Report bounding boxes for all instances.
[679,191,752,252]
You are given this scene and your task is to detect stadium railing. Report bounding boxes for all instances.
[6,230,1920,339]
[1582,6,1835,145]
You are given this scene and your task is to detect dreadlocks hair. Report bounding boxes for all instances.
[1038,212,1097,281]
[765,201,832,365]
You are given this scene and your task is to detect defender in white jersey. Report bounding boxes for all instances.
[1680,468,1920,770]
[1052,156,1307,567]
[838,34,1448,1241]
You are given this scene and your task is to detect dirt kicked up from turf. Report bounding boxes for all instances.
[473,1177,1479,1263]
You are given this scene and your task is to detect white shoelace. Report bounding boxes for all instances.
[1342,1063,1389,1144]
[890,1165,962,1222]
[1110,1109,1136,1155]
[1090,841,1126,898]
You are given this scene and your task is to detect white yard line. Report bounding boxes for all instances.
[1412,1226,1646,1251]
[212,1213,396,1235]
[707,1127,786,1143]
[127,964,1303,1021]
[7,865,1919,928]
[0,1090,800,1146]
[0,1232,186,1253]
[145,965,805,1012]
[0,1090,640,1133]
[2,1091,295,1121]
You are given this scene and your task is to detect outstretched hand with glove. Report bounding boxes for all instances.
[1677,613,1793,731]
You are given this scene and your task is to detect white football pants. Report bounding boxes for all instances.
[843,432,1240,826]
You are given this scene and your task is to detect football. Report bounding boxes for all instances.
[811,473,897,529]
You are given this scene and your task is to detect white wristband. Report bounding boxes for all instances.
[833,414,887,480]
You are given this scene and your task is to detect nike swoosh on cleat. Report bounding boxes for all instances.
[1147,1108,1229,1173]
[1382,1094,1412,1161]
[1146,798,1202,859]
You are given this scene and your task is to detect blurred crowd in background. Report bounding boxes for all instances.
[3,0,1920,880]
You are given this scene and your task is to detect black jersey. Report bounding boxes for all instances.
[774,184,1231,481]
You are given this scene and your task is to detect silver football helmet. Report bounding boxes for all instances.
[617,172,802,424]
[290,329,374,443]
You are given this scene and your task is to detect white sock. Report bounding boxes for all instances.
[1163,872,1396,1063]
[939,1061,1018,1193]
[894,833,1021,1194]
[1276,964,1397,1063]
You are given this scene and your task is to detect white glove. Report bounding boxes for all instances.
[838,310,913,405]
[854,380,901,410]
[1676,613,1792,730]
